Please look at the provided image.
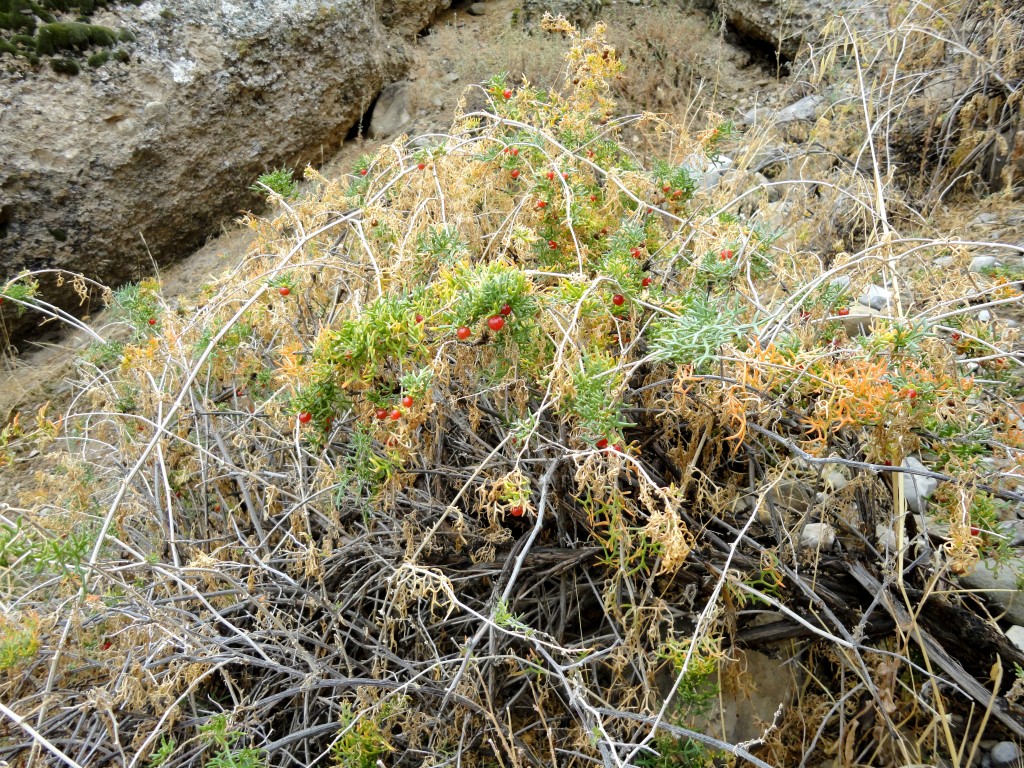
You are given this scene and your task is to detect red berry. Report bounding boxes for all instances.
[511,148,519,156]
[837,307,850,316]
[101,641,112,651]
[390,409,402,420]
[417,162,426,170]
[590,195,598,202]
[148,317,157,325]
[641,277,652,287]
[720,249,733,260]
[456,326,471,340]
[298,411,312,424]
[662,185,671,193]
[970,526,981,536]
[500,303,512,316]
[510,169,520,179]
[414,313,424,323]
[510,505,524,517]
[279,286,290,296]
[613,444,623,453]
[951,332,961,341]
[799,310,811,320]
[548,240,558,249]
[502,88,512,99]
[376,408,389,420]
[612,294,625,306]
[402,395,414,408]
[547,171,556,180]
[487,315,505,331]
[596,438,609,449]
[630,247,642,259]
[359,169,368,176]
[562,172,568,180]
[536,200,547,209]
[906,389,918,399]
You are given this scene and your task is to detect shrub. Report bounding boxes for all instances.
[4,14,1024,768]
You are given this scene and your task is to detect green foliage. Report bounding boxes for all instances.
[49,53,77,73]
[111,278,162,338]
[637,736,719,768]
[331,702,394,768]
[200,714,266,768]
[0,617,38,670]
[251,167,299,200]
[648,293,746,371]
[147,736,176,768]
[36,21,117,54]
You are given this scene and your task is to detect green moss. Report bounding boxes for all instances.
[85,46,104,65]
[49,54,77,74]
[35,21,116,54]
[47,227,67,241]
[111,46,125,62]
[1,1,136,62]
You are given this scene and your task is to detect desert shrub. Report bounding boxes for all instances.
[2,15,1024,768]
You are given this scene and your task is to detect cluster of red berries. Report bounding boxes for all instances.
[456,304,514,341]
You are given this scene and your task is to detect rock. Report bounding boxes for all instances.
[970,256,1000,272]
[716,0,858,59]
[443,71,460,83]
[701,154,734,189]
[875,523,898,551]
[467,2,487,14]
[858,284,892,310]
[1005,625,1024,654]
[902,456,937,514]
[934,255,957,267]
[520,0,602,25]
[800,522,837,550]
[773,95,825,124]
[973,212,999,226]
[989,741,1022,768]
[822,468,848,492]
[0,0,450,348]
[839,306,879,338]
[978,309,993,322]
[369,81,411,139]
[959,557,1024,625]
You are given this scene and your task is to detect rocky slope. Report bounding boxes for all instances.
[0,0,449,347]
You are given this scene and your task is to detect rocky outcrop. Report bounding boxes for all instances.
[0,0,449,347]
[716,0,848,59]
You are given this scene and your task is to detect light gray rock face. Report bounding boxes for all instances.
[716,0,826,58]
[0,0,449,346]
[716,0,869,59]
[959,557,1024,625]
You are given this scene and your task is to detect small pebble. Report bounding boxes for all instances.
[800,522,836,550]
[989,741,1021,768]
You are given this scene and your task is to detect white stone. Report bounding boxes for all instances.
[875,523,898,551]
[1005,625,1024,654]
[970,256,1000,272]
[978,309,992,322]
[800,522,836,549]
[858,284,892,310]
[823,468,848,491]
[902,456,938,514]
[989,741,1022,768]
[934,255,956,267]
